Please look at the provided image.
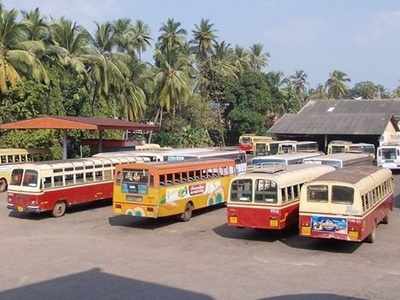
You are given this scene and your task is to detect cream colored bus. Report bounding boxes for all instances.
[299,166,393,243]
[0,149,37,192]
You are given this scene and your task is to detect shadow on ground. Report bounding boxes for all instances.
[0,268,213,300]
[259,294,366,300]
[213,223,362,254]
[8,199,112,220]
[109,203,225,230]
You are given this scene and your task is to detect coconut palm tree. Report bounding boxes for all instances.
[153,48,191,124]
[309,83,328,99]
[191,19,217,60]
[112,18,131,52]
[21,8,49,41]
[130,20,151,59]
[49,17,90,75]
[290,70,308,106]
[158,18,187,54]
[0,7,48,94]
[325,70,351,99]
[233,46,250,72]
[249,43,269,72]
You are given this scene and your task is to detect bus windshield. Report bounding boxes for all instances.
[307,185,328,202]
[255,179,278,203]
[10,169,38,188]
[331,145,346,154]
[380,148,396,160]
[240,137,252,144]
[121,169,149,194]
[281,145,294,153]
[230,179,252,202]
[10,169,23,185]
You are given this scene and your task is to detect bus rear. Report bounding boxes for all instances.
[239,136,254,153]
[7,167,43,213]
[377,145,400,169]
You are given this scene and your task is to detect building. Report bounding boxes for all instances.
[269,99,400,149]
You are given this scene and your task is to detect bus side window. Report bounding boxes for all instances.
[195,170,201,179]
[104,169,112,180]
[166,174,173,185]
[281,188,287,203]
[76,173,84,183]
[65,174,74,185]
[86,172,94,182]
[21,155,26,162]
[181,172,188,182]
[0,156,6,164]
[293,185,299,199]
[361,195,366,211]
[188,171,195,181]
[95,171,103,181]
[27,154,33,162]
[54,175,63,187]
[44,177,52,188]
[287,186,293,201]
[14,155,20,163]
[174,173,181,184]
[160,175,166,185]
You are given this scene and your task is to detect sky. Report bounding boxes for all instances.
[7,0,400,89]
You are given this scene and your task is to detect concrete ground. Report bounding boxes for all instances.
[0,177,399,300]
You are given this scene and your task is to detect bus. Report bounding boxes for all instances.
[377,144,400,169]
[327,141,375,158]
[299,166,393,243]
[303,153,373,169]
[227,164,335,230]
[113,159,236,221]
[278,141,319,154]
[0,148,38,192]
[95,148,247,174]
[254,140,290,156]
[238,135,274,153]
[7,155,148,217]
[251,152,322,167]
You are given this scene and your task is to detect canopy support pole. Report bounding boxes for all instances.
[98,130,104,153]
[62,131,68,160]
[324,134,328,151]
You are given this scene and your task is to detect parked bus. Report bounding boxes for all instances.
[251,152,322,167]
[377,144,400,169]
[254,140,290,156]
[238,135,273,153]
[299,166,393,243]
[7,155,148,217]
[0,148,39,192]
[278,141,319,154]
[95,148,247,174]
[113,159,236,221]
[227,164,335,230]
[304,153,373,169]
[327,141,375,158]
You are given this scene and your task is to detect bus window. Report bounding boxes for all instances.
[27,154,33,162]
[95,171,103,181]
[331,145,345,154]
[160,175,166,185]
[65,174,74,185]
[104,169,112,180]
[281,188,287,203]
[7,155,13,163]
[54,176,63,187]
[381,148,396,160]
[230,179,252,202]
[181,172,188,182]
[21,155,26,162]
[332,186,354,205]
[270,143,279,155]
[76,173,84,184]
[14,155,20,163]
[86,172,94,182]
[1,156,6,163]
[11,169,23,185]
[122,169,149,194]
[293,185,299,199]
[287,186,294,201]
[307,185,328,202]
[22,170,38,187]
[188,171,195,181]
[166,174,173,184]
[174,173,181,183]
[44,177,52,188]
[255,179,277,204]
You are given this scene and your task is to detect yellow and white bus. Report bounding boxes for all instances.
[327,141,375,158]
[278,141,319,154]
[0,148,38,192]
[239,135,274,153]
[113,159,236,221]
[299,166,393,243]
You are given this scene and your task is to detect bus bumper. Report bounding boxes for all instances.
[7,203,41,213]
[113,202,158,218]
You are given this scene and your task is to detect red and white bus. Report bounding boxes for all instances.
[227,164,334,230]
[299,166,393,243]
[7,156,148,217]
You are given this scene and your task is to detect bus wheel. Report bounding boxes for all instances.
[52,201,66,218]
[179,202,193,222]
[382,215,389,225]
[366,228,376,243]
[0,178,7,192]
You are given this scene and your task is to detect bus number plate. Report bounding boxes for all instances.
[17,206,23,212]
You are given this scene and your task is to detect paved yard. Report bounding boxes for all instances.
[0,176,399,300]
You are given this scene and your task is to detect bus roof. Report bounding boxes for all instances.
[0,148,30,155]
[311,165,389,185]
[233,164,335,186]
[304,152,371,162]
[253,152,322,160]
[117,158,235,172]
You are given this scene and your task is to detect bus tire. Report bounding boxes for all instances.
[382,214,389,225]
[179,202,193,222]
[366,228,376,243]
[52,201,66,218]
[0,178,7,192]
